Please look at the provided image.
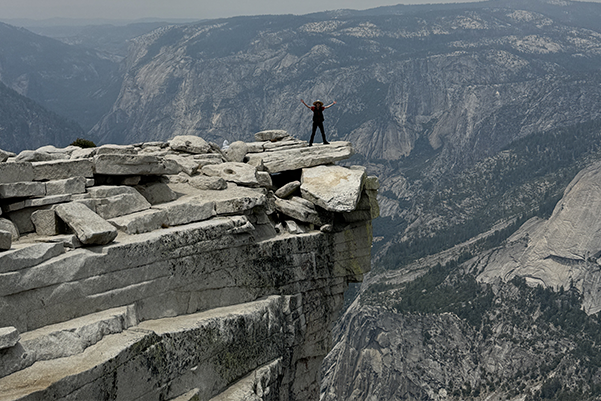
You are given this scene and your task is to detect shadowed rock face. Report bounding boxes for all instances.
[0,132,378,401]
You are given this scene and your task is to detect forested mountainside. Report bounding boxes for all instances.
[0,22,121,130]
[0,81,83,152]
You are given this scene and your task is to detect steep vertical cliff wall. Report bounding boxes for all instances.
[0,132,378,401]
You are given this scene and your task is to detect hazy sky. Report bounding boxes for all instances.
[4,0,488,21]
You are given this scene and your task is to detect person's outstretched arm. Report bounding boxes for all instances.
[300,99,311,109]
[324,101,337,109]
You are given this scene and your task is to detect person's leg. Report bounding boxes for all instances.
[318,123,329,144]
[310,122,318,146]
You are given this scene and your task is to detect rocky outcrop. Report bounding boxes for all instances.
[465,160,601,314]
[0,131,377,401]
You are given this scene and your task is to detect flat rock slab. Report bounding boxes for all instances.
[188,176,227,191]
[135,182,177,205]
[109,209,168,234]
[94,192,152,220]
[246,139,306,153]
[275,198,321,225]
[55,202,118,245]
[0,181,46,199]
[194,183,267,215]
[165,154,200,176]
[254,129,290,142]
[95,144,137,155]
[152,198,215,226]
[246,141,353,173]
[45,176,87,196]
[301,165,366,212]
[0,162,33,184]
[193,153,223,168]
[32,159,94,181]
[94,154,180,176]
[201,162,259,187]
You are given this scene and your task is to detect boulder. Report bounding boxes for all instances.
[94,154,180,176]
[0,230,11,250]
[0,327,19,350]
[4,207,42,234]
[0,162,34,184]
[275,198,321,225]
[201,162,259,187]
[300,165,366,212]
[32,159,94,181]
[275,181,301,199]
[223,141,248,163]
[31,210,64,236]
[169,135,211,154]
[0,218,19,240]
[256,171,273,189]
[254,130,290,142]
[54,202,118,245]
[188,176,227,191]
[246,141,354,173]
[135,182,177,205]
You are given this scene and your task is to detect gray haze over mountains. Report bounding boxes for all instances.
[2,0,485,21]
[5,1,601,399]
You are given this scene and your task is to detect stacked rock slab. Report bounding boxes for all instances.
[0,130,378,401]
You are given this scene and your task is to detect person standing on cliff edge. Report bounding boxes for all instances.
[301,99,336,146]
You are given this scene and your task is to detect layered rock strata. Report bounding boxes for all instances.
[0,131,377,401]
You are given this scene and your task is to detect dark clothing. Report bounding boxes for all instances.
[311,121,326,144]
[309,105,327,144]
[311,105,324,123]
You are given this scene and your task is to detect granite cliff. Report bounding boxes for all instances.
[321,158,601,400]
[0,131,378,401]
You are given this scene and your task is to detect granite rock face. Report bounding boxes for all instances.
[466,159,601,314]
[0,133,377,401]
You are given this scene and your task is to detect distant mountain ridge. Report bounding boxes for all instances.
[0,21,121,131]
[0,81,83,152]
